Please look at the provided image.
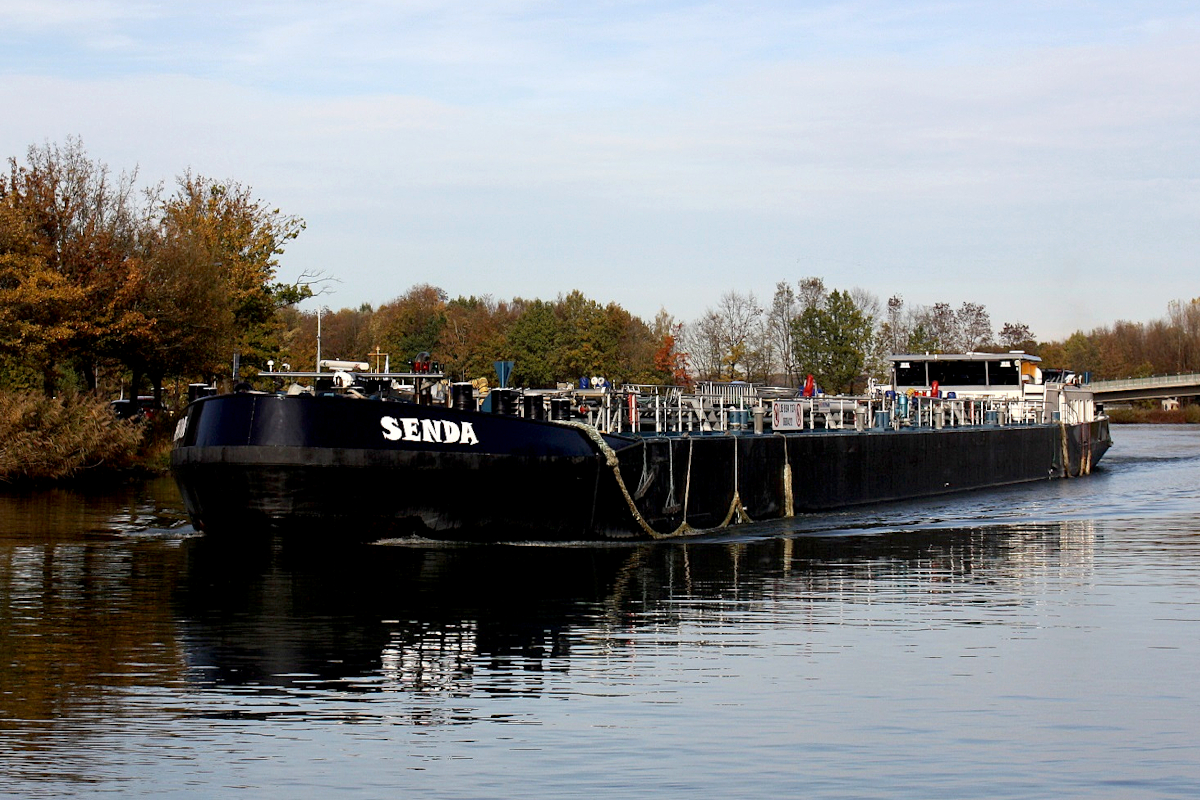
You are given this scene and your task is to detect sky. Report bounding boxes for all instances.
[2,1,1198,341]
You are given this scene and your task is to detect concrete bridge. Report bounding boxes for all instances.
[1088,373,1200,402]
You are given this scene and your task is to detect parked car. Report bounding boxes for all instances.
[110,396,166,421]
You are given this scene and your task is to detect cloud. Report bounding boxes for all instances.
[0,0,150,29]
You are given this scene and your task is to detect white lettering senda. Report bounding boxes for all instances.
[380,416,479,446]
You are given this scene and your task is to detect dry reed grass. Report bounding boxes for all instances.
[0,391,145,482]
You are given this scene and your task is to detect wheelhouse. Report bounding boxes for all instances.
[890,352,1042,399]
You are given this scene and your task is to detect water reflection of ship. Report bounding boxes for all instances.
[175,520,1097,693]
[176,538,631,689]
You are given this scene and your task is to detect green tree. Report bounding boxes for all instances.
[376,284,447,368]
[904,322,939,354]
[506,299,560,387]
[792,289,873,394]
[1062,331,1101,375]
[554,290,615,383]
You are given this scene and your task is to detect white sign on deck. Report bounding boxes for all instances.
[773,401,803,431]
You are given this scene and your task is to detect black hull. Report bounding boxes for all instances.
[171,394,1112,541]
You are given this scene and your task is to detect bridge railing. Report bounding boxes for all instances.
[1090,373,1200,391]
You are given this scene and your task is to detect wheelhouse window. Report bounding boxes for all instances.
[990,359,1020,385]
[927,361,988,386]
[894,362,926,386]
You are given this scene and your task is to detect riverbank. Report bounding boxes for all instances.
[1107,406,1200,424]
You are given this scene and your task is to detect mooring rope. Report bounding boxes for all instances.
[557,421,751,539]
[634,438,653,499]
[781,435,795,517]
[1082,422,1092,475]
[663,438,679,513]
[1059,421,1071,478]
[681,436,692,523]
[732,438,751,525]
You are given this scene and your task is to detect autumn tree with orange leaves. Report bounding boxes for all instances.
[0,139,311,398]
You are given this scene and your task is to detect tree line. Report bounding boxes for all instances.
[280,279,1029,395]
[3,139,1196,405]
[293,280,1199,396]
[284,286,688,389]
[1035,299,1200,381]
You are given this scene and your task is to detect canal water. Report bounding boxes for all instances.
[2,425,1199,799]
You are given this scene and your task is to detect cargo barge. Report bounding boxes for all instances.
[170,352,1111,541]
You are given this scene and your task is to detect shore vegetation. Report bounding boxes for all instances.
[0,392,144,482]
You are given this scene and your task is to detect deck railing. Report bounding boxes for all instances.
[580,385,1099,436]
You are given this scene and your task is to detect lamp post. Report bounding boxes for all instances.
[316,306,329,372]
